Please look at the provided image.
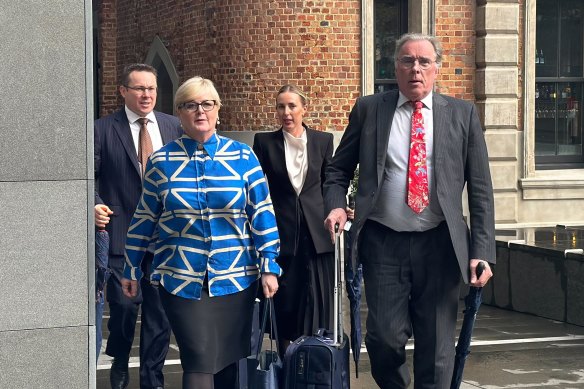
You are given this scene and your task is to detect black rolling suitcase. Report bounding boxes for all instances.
[283,226,351,389]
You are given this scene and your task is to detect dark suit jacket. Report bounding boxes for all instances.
[253,127,334,256]
[324,91,495,283]
[94,109,182,256]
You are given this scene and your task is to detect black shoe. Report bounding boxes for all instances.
[110,357,130,389]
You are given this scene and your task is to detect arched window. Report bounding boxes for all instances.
[145,36,179,115]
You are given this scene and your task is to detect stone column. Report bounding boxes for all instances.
[475,0,520,224]
[0,1,94,388]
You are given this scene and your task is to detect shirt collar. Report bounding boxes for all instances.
[125,106,157,125]
[397,91,433,110]
[282,127,307,143]
[180,132,219,159]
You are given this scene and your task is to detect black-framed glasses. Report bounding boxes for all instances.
[124,85,158,94]
[397,56,436,70]
[178,100,217,112]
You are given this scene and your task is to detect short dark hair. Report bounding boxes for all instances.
[120,64,157,86]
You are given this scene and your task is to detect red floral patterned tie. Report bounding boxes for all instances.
[407,101,429,213]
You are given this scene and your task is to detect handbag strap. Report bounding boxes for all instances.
[256,298,280,358]
[268,299,279,356]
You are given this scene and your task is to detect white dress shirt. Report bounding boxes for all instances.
[369,91,445,232]
[125,106,164,160]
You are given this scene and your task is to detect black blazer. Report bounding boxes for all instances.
[253,127,334,256]
[324,91,495,283]
[94,109,182,256]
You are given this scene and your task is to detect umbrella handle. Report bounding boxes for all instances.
[476,261,485,279]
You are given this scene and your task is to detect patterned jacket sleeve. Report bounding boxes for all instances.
[123,158,162,281]
[245,147,282,276]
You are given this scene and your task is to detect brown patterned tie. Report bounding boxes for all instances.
[137,117,153,176]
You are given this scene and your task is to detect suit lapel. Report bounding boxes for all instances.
[303,128,319,194]
[376,91,398,186]
[155,112,175,143]
[272,130,288,178]
[432,93,450,172]
[113,110,141,175]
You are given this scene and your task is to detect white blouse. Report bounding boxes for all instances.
[283,129,308,196]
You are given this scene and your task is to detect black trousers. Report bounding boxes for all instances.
[359,220,461,389]
[105,253,171,388]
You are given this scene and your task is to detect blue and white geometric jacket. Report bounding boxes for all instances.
[123,133,281,299]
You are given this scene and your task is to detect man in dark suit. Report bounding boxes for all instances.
[324,33,495,388]
[94,63,182,389]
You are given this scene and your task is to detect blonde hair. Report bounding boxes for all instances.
[175,77,222,109]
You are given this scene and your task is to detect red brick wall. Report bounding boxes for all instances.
[95,0,119,113]
[97,0,191,115]
[96,0,361,132]
[97,0,488,128]
[434,0,476,101]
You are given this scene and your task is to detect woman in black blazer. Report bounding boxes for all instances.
[253,84,335,354]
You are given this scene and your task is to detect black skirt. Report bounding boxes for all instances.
[273,216,334,341]
[159,281,258,374]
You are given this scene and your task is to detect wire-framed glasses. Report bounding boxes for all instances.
[123,85,158,94]
[397,56,435,70]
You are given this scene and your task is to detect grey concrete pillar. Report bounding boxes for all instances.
[0,1,94,388]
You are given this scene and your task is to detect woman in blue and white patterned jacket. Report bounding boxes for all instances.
[121,76,281,389]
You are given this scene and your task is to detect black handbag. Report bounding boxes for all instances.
[238,298,282,389]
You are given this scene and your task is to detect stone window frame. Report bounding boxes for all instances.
[531,0,584,169]
[362,0,431,96]
[521,0,584,200]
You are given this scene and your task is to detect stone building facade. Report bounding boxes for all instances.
[94,0,584,228]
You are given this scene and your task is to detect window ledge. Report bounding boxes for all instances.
[520,170,584,199]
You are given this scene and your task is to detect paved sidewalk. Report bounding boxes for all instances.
[97,303,584,388]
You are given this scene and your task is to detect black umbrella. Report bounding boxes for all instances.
[451,262,486,389]
[95,228,110,301]
[344,225,363,378]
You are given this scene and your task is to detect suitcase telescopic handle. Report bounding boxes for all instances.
[333,223,343,346]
